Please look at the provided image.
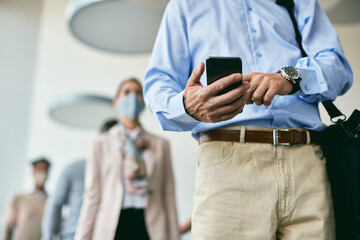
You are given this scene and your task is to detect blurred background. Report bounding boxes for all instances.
[0,0,359,239]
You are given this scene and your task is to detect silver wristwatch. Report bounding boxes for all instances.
[278,66,301,85]
[278,66,302,94]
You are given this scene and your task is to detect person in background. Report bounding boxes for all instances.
[40,159,85,240]
[3,157,51,240]
[75,78,179,240]
[41,119,117,240]
[99,119,118,134]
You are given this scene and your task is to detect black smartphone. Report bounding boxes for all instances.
[206,57,242,95]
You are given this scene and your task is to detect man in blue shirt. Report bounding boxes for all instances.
[144,0,353,239]
[41,159,86,240]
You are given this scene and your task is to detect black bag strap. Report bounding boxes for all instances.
[276,0,308,58]
[322,100,346,121]
[276,0,346,122]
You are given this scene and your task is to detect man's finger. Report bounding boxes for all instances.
[206,73,243,96]
[242,72,256,83]
[245,97,254,105]
[187,62,205,87]
[245,80,259,104]
[263,89,277,106]
[217,102,246,122]
[252,82,269,106]
[210,92,248,116]
[209,82,250,108]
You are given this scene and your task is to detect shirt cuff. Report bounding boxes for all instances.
[298,67,328,95]
[168,90,200,124]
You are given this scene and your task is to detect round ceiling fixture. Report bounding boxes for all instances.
[66,0,167,54]
[49,93,116,128]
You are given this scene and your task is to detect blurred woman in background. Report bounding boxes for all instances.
[75,78,179,240]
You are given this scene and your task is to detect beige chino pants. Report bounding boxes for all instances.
[192,128,335,240]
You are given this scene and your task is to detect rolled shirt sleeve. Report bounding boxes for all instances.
[294,0,353,102]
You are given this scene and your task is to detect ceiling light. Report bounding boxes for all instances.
[66,0,167,54]
[49,93,116,128]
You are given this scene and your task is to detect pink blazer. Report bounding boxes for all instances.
[75,126,179,240]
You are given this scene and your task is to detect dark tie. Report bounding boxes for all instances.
[276,0,307,58]
[276,0,294,9]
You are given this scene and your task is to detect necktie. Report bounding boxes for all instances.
[276,0,307,58]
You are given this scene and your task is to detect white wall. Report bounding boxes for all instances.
[0,0,43,237]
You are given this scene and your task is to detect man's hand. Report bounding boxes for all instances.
[243,72,293,106]
[183,62,250,123]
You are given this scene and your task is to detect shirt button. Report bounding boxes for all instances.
[256,52,262,58]
[248,6,253,11]
[305,85,310,91]
[251,29,257,33]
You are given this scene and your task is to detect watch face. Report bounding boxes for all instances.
[284,67,300,79]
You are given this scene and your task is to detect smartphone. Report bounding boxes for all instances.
[206,57,242,95]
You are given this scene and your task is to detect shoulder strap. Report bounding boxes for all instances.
[276,0,307,58]
[276,0,345,121]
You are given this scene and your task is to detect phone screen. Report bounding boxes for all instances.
[206,57,242,95]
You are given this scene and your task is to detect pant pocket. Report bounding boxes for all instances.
[197,141,234,169]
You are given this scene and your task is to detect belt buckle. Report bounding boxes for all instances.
[273,129,290,146]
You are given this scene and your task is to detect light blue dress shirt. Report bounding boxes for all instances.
[144,0,353,139]
[41,159,86,240]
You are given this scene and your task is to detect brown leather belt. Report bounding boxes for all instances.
[199,129,314,145]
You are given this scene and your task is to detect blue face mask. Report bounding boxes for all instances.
[116,93,144,120]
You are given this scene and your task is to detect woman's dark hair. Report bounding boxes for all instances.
[114,78,142,99]
[100,119,118,133]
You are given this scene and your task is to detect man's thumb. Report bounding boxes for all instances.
[187,62,204,87]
